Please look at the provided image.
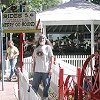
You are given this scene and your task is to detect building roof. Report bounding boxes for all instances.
[36,0,100,25]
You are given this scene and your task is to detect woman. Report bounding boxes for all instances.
[32,34,53,100]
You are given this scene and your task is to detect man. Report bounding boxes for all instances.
[32,34,53,100]
[6,40,19,81]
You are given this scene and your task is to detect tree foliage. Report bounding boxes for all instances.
[1,0,62,12]
[91,0,100,5]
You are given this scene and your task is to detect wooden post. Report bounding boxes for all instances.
[18,32,25,100]
[77,68,81,90]
[20,32,25,72]
[77,68,82,100]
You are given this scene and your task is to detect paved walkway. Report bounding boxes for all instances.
[0,80,18,100]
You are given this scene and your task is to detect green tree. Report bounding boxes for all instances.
[1,0,62,12]
[91,0,100,5]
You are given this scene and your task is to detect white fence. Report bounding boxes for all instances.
[19,57,84,100]
[3,54,90,100]
[23,57,33,73]
[56,55,90,67]
[50,59,78,96]
[18,68,41,100]
[18,66,60,100]
[23,55,90,97]
[18,54,90,100]
[5,55,90,76]
[23,55,90,73]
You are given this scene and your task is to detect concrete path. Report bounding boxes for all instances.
[0,80,18,100]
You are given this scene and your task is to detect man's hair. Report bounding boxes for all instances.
[8,40,14,45]
[36,35,53,48]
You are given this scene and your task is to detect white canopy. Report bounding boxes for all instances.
[36,0,100,54]
[37,0,100,25]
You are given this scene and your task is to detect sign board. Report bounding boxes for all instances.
[2,12,37,33]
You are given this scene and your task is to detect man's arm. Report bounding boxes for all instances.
[48,56,54,75]
[13,47,19,59]
[6,53,8,60]
[32,52,36,72]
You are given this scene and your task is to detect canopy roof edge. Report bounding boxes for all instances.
[42,20,100,26]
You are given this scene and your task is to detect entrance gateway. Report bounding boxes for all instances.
[2,10,41,69]
[1,10,41,90]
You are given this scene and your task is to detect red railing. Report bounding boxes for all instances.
[58,67,81,100]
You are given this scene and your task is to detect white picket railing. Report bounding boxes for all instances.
[23,55,90,73]
[5,55,90,76]
[23,57,33,73]
[23,54,90,98]
[56,55,90,67]
[18,56,81,100]
[18,68,41,100]
[4,54,90,100]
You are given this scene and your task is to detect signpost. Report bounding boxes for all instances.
[2,12,38,33]
[2,5,40,94]
[0,3,41,98]
[0,10,4,91]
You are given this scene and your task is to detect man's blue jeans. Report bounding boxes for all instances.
[32,72,51,97]
[9,59,17,79]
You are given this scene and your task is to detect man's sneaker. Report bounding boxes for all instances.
[7,77,13,82]
[7,78,11,81]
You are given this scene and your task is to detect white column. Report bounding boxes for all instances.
[91,22,95,70]
[10,33,13,41]
[42,24,46,35]
[91,22,94,54]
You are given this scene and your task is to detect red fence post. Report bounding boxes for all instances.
[77,67,81,100]
[20,32,25,72]
[77,68,81,90]
[59,68,64,100]
[19,33,25,100]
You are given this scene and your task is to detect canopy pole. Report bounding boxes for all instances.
[91,21,95,69]
[42,24,46,35]
[91,22,94,54]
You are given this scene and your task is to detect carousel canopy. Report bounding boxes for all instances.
[36,0,100,25]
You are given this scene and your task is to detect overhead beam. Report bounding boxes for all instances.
[43,20,100,26]
[3,29,41,33]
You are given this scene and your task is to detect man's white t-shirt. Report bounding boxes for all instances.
[33,45,53,73]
